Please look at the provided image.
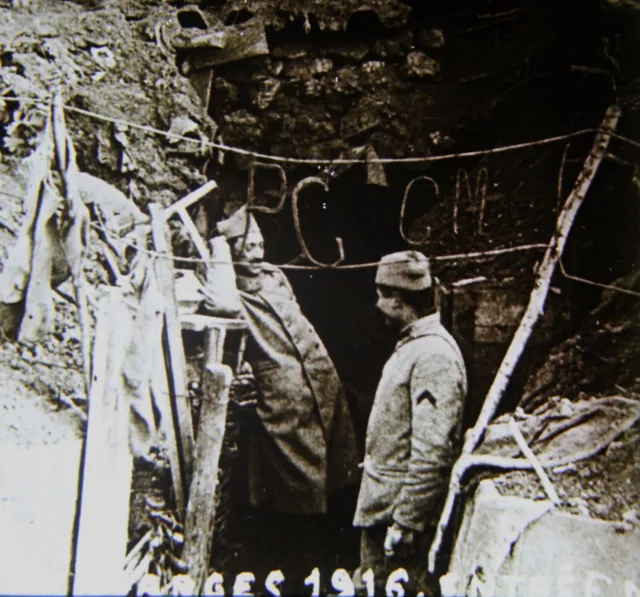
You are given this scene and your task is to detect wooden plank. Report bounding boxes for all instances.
[163,181,217,259]
[163,181,218,219]
[180,312,246,333]
[150,328,187,515]
[71,288,133,596]
[149,203,195,502]
[182,362,233,594]
[185,19,269,69]
[188,69,214,111]
[176,206,211,259]
[202,327,225,381]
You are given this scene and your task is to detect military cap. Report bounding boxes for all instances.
[375,250,432,291]
[217,205,261,240]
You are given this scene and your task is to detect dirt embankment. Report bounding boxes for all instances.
[492,265,640,523]
[0,0,220,444]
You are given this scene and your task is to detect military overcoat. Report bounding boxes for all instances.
[353,312,467,531]
[237,264,360,514]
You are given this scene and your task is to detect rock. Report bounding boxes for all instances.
[272,44,309,60]
[223,110,260,128]
[222,110,263,144]
[372,30,413,60]
[613,520,635,533]
[96,128,118,170]
[340,103,381,139]
[325,41,370,62]
[362,60,385,74]
[406,51,440,78]
[269,60,284,76]
[284,57,333,79]
[250,75,281,110]
[416,27,445,50]
[331,66,361,96]
[591,502,610,518]
[89,46,116,70]
[213,77,239,106]
[429,130,455,148]
[300,78,323,98]
[167,116,200,144]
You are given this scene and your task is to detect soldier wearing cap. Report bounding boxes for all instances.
[209,205,360,516]
[353,250,467,595]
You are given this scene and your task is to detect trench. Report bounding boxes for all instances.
[153,0,638,587]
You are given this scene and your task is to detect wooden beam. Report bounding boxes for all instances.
[164,181,217,260]
[183,19,269,70]
[149,204,195,505]
[71,288,133,596]
[182,362,233,594]
[163,181,218,220]
[180,312,246,333]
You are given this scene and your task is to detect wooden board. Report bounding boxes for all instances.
[150,327,187,516]
[71,288,133,596]
[182,363,233,593]
[149,203,195,507]
[180,312,246,333]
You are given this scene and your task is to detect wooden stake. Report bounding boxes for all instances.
[71,288,133,595]
[149,203,195,500]
[427,104,622,573]
[182,362,233,594]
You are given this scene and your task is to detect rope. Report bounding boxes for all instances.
[3,95,638,164]
[559,258,640,298]
[90,219,548,269]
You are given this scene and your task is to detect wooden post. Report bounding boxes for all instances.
[182,362,233,594]
[427,105,622,573]
[71,288,133,595]
[149,203,195,498]
[203,327,226,378]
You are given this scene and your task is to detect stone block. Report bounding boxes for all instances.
[406,51,440,78]
[445,480,640,597]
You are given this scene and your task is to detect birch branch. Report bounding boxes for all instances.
[427,104,622,574]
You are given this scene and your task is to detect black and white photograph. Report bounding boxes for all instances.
[0,0,638,595]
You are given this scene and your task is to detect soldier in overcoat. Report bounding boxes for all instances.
[353,251,467,596]
[212,206,360,516]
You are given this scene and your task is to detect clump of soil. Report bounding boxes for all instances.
[488,267,640,522]
[492,423,640,522]
[521,267,640,412]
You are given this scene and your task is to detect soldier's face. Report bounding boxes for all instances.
[375,285,407,328]
[231,231,265,276]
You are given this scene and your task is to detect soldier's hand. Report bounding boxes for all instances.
[230,373,259,404]
[384,522,415,559]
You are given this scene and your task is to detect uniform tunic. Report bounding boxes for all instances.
[353,312,467,532]
[236,264,360,514]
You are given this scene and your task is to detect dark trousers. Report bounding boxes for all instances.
[353,525,440,597]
